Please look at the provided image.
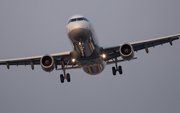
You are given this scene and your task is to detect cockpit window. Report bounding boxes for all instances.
[67,17,89,24]
[67,18,76,24]
[70,18,76,22]
[77,18,83,21]
[83,18,89,22]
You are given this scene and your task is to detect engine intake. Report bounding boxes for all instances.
[119,43,134,60]
[40,55,54,72]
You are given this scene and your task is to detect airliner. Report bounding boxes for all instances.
[0,14,179,83]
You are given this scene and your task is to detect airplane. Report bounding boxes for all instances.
[0,14,179,83]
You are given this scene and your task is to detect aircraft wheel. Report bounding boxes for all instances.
[118,66,123,75]
[112,67,116,75]
[60,74,64,83]
[67,73,71,82]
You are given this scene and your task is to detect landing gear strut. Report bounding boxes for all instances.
[59,60,71,83]
[112,57,123,75]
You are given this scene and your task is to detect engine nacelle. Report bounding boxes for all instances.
[40,55,54,72]
[119,43,134,60]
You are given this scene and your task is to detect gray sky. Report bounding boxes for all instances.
[0,0,180,113]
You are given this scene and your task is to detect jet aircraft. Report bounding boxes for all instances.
[0,14,179,83]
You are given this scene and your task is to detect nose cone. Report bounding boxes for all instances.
[66,21,92,42]
[66,21,91,34]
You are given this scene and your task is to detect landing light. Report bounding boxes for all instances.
[72,58,76,62]
[102,54,106,59]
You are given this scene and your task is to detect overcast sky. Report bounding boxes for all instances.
[0,0,180,113]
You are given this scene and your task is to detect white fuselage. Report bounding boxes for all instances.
[66,15,106,75]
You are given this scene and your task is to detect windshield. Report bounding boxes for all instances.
[67,17,89,24]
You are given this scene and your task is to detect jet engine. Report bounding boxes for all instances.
[40,55,54,72]
[119,43,134,60]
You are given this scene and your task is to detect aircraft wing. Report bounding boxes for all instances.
[102,34,180,63]
[0,51,75,69]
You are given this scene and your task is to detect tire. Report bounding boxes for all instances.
[60,74,64,83]
[67,73,71,82]
[118,66,123,75]
[112,67,116,75]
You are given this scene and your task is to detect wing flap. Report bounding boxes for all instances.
[106,57,137,65]
[0,56,42,66]
[0,60,40,66]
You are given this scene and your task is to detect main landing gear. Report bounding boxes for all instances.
[60,73,71,83]
[59,60,71,83]
[112,66,122,75]
[112,57,123,75]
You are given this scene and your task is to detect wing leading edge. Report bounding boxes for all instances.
[102,34,180,63]
[0,34,179,69]
[131,34,180,52]
[0,51,75,69]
